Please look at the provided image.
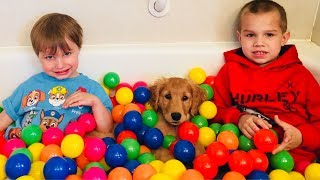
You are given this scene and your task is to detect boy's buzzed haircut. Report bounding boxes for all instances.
[237,0,287,32]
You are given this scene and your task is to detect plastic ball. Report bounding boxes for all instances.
[269,169,291,180]
[108,167,132,180]
[294,160,310,175]
[191,115,208,128]
[270,150,294,172]
[5,153,31,179]
[114,122,125,138]
[134,124,150,144]
[61,134,84,158]
[193,154,218,179]
[115,87,134,105]
[200,83,214,100]
[149,173,172,180]
[162,135,176,149]
[21,124,42,146]
[64,121,86,137]
[123,110,143,131]
[83,161,105,172]
[247,149,269,172]
[133,164,157,180]
[64,157,77,175]
[247,170,269,180]
[121,138,140,160]
[204,75,215,88]
[143,128,164,150]
[124,103,141,114]
[105,144,128,168]
[206,142,229,166]
[220,123,240,137]
[75,152,90,170]
[198,127,216,147]
[137,152,155,164]
[0,155,7,180]
[180,169,204,180]
[40,144,63,162]
[228,150,253,176]
[103,72,120,89]
[10,148,33,162]
[16,175,34,180]
[217,131,239,150]
[115,82,133,91]
[66,174,82,180]
[83,137,106,161]
[139,145,151,154]
[304,163,320,180]
[124,160,140,173]
[142,109,158,127]
[28,161,45,180]
[222,171,246,180]
[199,101,217,119]
[77,113,96,133]
[111,104,125,123]
[134,86,151,104]
[209,122,222,135]
[42,127,64,146]
[132,81,148,91]
[239,135,255,152]
[188,67,206,84]
[149,160,164,173]
[253,129,278,153]
[177,121,199,143]
[102,136,116,148]
[173,140,195,163]
[82,167,107,180]
[116,130,137,144]
[289,171,305,180]
[136,103,146,112]
[161,159,186,179]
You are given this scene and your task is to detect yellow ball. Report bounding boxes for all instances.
[28,142,45,162]
[161,159,186,180]
[28,161,45,180]
[115,87,134,105]
[61,134,84,158]
[198,127,216,147]
[269,169,291,180]
[149,160,164,173]
[289,171,305,180]
[305,163,320,180]
[0,155,7,180]
[150,173,173,180]
[188,67,206,84]
[199,101,217,119]
[101,85,110,95]
[16,175,35,180]
[145,102,153,110]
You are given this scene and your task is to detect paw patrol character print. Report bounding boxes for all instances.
[40,109,64,132]
[21,90,45,108]
[22,110,37,128]
[8,128,22,139]
[48,86,68,107]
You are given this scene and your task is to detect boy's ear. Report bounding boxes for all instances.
[236,30,241,42]
[281,31,290,46]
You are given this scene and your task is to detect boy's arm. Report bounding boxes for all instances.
[0,110,14,131]
[91,99,113,133]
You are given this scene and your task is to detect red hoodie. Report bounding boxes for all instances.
[213,45,320,162]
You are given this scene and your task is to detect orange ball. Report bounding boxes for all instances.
[112,104,125,123]
[75,152,90,170]
[217,131,239,150]
[140,145,151,154]
[65,174,82,180]
[180,169,204,180]
[40,144,63,162]
[108,167,132,180]
[133,164,157,180]
[222,171,246,180]
[124,103,141,114]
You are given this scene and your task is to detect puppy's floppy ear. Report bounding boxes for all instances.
[190,81,207,116]
[149,78,166,111]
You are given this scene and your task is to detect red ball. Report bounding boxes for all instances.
[132,81,148,91]
[42,127,64,146]
[228,150,253,176]
[0,131,6,155]
[193,154,218,179]
[177,122,199,143]
[294,160,310,175]
[253,129,278,153]
[204,75,215,88]
[3,138,26,157]
[116,130,137,144]
[78,113,97,133]
[84,137,107,161]
[116,82,133,91]
[110,96,118,106]
[169,139,179,152]
[64,121,86,137]
[206,142,229,166]
[247,149,269,172]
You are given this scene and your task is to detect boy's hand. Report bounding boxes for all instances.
[272,115,302,154]
[63,90,99,108]
[238,114,272,139]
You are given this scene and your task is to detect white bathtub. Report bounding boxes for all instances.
[0,40,320,104]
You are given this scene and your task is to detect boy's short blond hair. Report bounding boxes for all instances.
[237,0,287,33]
[30,13,83,55]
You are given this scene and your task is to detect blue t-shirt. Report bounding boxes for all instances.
[3,72,112,139]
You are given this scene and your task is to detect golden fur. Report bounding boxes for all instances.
[149,77,207,161]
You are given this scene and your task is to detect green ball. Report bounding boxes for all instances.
[0,106,3,113]
[83,162,106,172]
[10,148,33,162]
[142,110,158,127]
[137,152,155,164]
[191,115,208,128]
[238,135,255,151]
[220,123,240,137]
[21,124,43,146]
[121,138,140,160]
[103,72,120,89]
[200,84,214,100]
[209,123,222,135]
[270,150,294,172]
[162,135,176,149]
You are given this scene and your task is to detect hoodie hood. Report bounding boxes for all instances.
[224,45,302,70]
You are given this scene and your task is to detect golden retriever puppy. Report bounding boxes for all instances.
[149,77,207,162]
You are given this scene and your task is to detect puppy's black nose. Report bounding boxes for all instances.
[171,112,181,121]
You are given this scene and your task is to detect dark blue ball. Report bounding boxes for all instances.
[123,110,143,131]
[64,157,77,175]
[105,144,128,168]
[134,86,151,104]
[247,170,269,180]
[114,122,125,137]
[102,137,116,148]
[143,128,164,150]
[133,124,149,144]
[124,160,141,174]
[44,156,69,179]
[173,140,195,163]
[5,153,31,179]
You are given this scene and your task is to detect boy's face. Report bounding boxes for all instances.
[38,38,80,80]
[237,11,290,67]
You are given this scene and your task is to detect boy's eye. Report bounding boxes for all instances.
[45,55,54,60]
[246,34,254,37]
[64,52,71,56]
[266,33,274,37]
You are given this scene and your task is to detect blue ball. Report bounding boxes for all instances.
[123,110,143,131]
[44,156,69,179]
[64,157,77,175]
[143,128,164,150]
[114,122,125,137]
[124,160,141,174]
[133,124,149,144]
[134,87,151,104]
[247,170,269,180]
[102,137,116,148]
[173,140,195,163]
[105,144,128,168]
[5,153,31,179]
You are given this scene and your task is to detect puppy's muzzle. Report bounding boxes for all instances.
[171,112,182,121]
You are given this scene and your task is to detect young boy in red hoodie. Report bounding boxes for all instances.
[213,0,320,164]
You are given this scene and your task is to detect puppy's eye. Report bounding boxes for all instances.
[182,96,188,101]
[165,94,171,99]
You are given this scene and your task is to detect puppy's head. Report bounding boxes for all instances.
[149,77,207,126]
